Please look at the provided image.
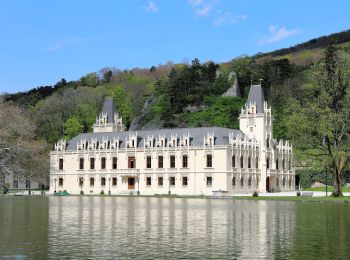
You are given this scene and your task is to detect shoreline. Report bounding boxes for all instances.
[2,193,350,203]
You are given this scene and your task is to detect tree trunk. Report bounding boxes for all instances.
[332,168,343,197]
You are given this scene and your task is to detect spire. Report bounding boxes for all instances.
[246,84,265,113]
[101,98,117,123]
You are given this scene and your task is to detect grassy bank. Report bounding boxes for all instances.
[234,196,350,203]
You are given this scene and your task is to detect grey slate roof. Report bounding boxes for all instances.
[247,84,265,113]
[101,98,116,123]
[66,127,244,150]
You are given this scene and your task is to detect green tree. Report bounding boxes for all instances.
[64,117,83,140]
[103,70,113,83]
[285,44,350,196]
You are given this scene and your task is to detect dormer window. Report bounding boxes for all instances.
[205,133,214,146]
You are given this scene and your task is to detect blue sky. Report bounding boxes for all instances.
[1,0,349,93]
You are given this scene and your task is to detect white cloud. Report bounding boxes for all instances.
[46,38,89,52]
[188,0,217,17]
[142,1,158,13]
[259,25,300,44]
[188,0,203,5]
[213,12,247,26]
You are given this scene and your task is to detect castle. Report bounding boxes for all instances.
[49,84,295,195]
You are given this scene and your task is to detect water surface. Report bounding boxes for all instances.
[0,196,349,259]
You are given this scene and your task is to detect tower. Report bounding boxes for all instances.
[239,84,272,192]
[92,98,125,133]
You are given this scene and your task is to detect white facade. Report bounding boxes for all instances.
[1,173,40,190]
[49,86,295,195]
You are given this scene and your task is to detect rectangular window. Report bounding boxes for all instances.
[206,154,212,168]
[248,177,252,187]
[26,180,30,189]
[101,157,106,169]
[112,157,117,169]
[170,155,175,168]
[240,177,244,187]
[59,178,63,186]
[277,177,279,187]
[182,155,188,168]
[266,158,270,169]
[59,159,63,170]
[206,177,212,186]
[232,177,236,186]
[146,156,152,168]
[276,159,279,170]
[182,176,188,186]
[101,177,106,186]
[158,177,163,186]
[146,177,151,186]
[112,177,117,186]
[13,180,18,189]
[90,158,95,170]
[79,158,84,170]
[240,156,244,168]
[232,155,236,168]
[128,157,136,168]
[256,157,259,169]
[170,177,175,186]
[248,157,251,169]
[158,156,163,168]
[90,177,94,186]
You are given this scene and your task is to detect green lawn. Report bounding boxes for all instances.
[303,186,350,192]
[234,196,350,203]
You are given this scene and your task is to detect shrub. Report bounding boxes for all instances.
[100,190,105,195]
[296,191,301,196]
[252,191,259,197]
[296,169,350,188]
[2,183,10,194]
[80,190,84,195]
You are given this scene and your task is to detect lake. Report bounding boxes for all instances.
[0,196,350,259]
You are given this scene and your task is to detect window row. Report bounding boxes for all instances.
[231,155,259,169]
[58,155,192,171]
[57,176,213,187]
[266,158,292,170]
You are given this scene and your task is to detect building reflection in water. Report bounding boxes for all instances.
[47,197,296,259]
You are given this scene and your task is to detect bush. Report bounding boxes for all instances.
[2,183,10,194]
[80,190,84,195]
[295,169,350,188]
[296,191,301,196]
[100,190,105,195]
[252,191,259,197]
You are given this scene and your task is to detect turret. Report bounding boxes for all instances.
[239,84,272,148]
[92,98,125,133]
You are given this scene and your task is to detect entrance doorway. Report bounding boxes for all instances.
[266,177,270,192]
[128,178,135,189]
